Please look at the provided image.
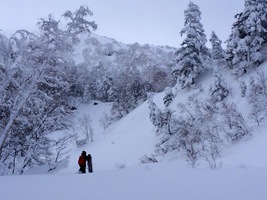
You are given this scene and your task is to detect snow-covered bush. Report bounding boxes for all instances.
[220,102,250,142]
[209,70,229,103]
[163,87,174,107]
[247,71,267,126]
[200,125,223,169]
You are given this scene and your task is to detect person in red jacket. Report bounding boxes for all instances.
[78,151,87,173]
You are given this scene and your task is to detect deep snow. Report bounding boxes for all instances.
[2,59,267,200]
[2,163,267,200]
[1,96,267,200]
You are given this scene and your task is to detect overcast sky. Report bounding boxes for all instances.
[0,0,244,47]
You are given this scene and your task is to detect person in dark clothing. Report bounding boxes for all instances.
[78,151,87,173]
[87,154,93,173]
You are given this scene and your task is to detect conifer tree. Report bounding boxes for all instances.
[209,31,228,68]
[226,0,267,75]
[172,2,209,89]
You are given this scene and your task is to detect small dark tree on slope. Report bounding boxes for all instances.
[163,87,174,107]
[209,69,229,103]
[240,81,247,97]
[247,71,267,126]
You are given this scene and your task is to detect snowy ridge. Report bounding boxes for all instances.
[73,32,175,72]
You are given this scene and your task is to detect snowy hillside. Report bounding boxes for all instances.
[2,44,267,200]
[1,90,267,200]
[1,2,267,199]
[61,100,157,172]
[2,63,267,200]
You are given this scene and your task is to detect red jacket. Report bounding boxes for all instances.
[78,155,86,165]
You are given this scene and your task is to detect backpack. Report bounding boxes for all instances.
[78,155,86,165]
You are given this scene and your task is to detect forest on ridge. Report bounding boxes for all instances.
[0,0,267,175]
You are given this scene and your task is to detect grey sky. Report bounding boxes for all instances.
[0,0,244,47]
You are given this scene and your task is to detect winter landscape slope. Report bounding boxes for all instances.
[1,102,267,200]
[1,34,267,200]
[1,71,267,199]
[2,2,267,199]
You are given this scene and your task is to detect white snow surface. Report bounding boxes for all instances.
[2,64,267,199]
[1,95,267,200]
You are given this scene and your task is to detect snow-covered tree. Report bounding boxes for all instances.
[172,2,210,89]
[209,69,229,103]
[247,72,267,126]
[0,34,10,66]
[226,0,267,75]
[62,5,97,39]
[148,100,162,128]
[200,125,223,169]
[148,98,176,136]
[0,29,74,174]
[149,105,180,155]
[0,6,97,174]
[177,99,203,168]
[100,76,117,102]
[152,94,205,166]
[78,114,94,143]
[109,65,148,121]
[209,31,228,68]
[220,102,250,142]
[163,87,174,107]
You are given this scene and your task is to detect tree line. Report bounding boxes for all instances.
[1,0,266,174]
[0,6,98,174]
[145,0,267,168]
[0,5,175,174]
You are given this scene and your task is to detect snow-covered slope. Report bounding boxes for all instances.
[1,95,267,200]
[2,162,267,200]
[2,43,267,199]
[61,100,157,172]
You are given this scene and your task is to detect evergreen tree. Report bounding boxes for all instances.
[172,2,209,89]
[209,31,228,68]
[226,0,267,75]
